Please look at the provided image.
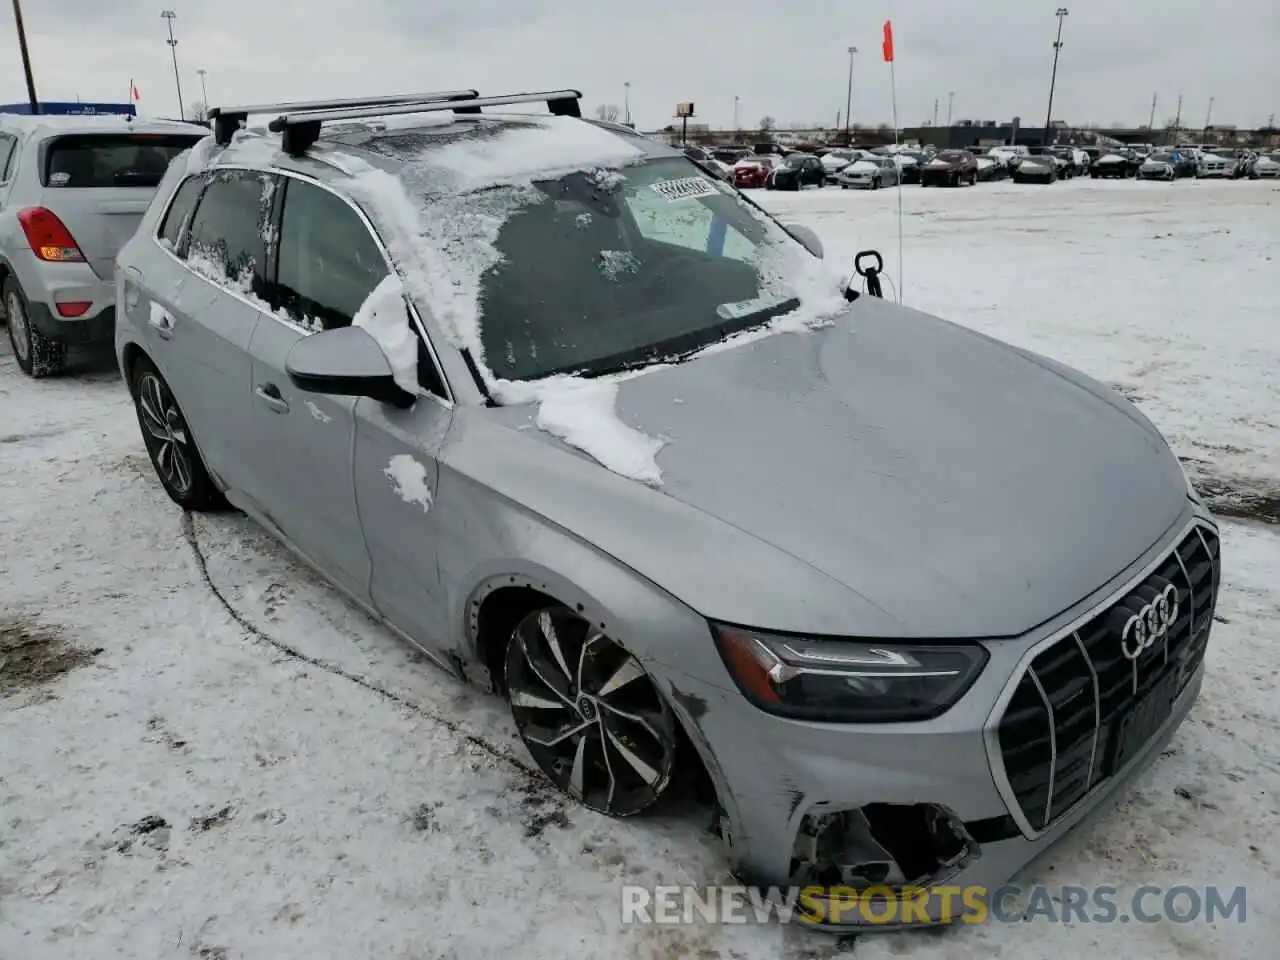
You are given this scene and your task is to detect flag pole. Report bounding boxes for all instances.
[883,19,903,302]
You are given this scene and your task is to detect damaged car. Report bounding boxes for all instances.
[114,88,1221,931]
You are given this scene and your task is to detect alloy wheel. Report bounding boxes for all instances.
[136,372,194,496]
[6,292,30,363]
[506,607,677,816]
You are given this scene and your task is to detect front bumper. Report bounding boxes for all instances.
[657,513,1219,930]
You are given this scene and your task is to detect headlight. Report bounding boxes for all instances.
[712,625,988,723]
[1179,459,1202,504]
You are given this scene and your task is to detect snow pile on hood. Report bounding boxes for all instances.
[499,375,665,485]
[353,274,418,397]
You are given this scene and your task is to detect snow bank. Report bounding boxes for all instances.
[498,375,665,485]
[353,274,418,397]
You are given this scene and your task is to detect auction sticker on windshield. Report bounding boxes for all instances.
[651,177,719,202]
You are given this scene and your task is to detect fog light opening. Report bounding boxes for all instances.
[790,803,978,890]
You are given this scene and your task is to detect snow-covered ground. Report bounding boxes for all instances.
[2,178,1277,959]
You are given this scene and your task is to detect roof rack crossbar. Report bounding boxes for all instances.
[207,89,479,146]
[268,89,584,142]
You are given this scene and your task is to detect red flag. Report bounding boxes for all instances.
[131,83,141,101]
[882,20,895,62]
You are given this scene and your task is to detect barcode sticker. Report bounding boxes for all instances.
[650,177,718,202]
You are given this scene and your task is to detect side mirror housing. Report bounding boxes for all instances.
[782,222,824,259]
[285,325,415,409]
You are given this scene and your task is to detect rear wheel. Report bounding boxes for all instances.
[3,278,67,378]
[505,606,678,816]
[129,356,226,511]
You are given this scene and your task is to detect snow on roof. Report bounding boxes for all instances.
[2,113,207,137]
[380,115,648,194]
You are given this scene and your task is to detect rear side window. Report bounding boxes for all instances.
[185,169,276,298]
[0,134,16,182]
[43,134,204,188]
[274,178,389,331]
[158,175,205,249]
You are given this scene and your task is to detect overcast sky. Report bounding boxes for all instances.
[2,1,1276,130]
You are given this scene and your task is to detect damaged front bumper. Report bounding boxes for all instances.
[660,660,1203,931]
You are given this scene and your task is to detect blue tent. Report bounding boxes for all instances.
[0,102,137,117]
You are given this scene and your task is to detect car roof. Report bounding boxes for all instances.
[0,112,209,141]
[205,113,679,191]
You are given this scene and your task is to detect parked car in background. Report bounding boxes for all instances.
[768,153,825,190]
[1195,150,1232,179]
[682,144,732,181]
[974,156,1001,181]
[820,149,862,181]
[836,156,899,189]
[920,149,977,186]
[1026,149,1072,179]
[0,112,208,377]
[732,154,776,188]
[1090,150,1142,178]
[1011,155,1058,184]
[712,146,751,167]
[1248,151,1280,179]
[893,151,926,183]
[1139,150,1196,181]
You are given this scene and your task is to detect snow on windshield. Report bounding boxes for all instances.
[339,117,847,485]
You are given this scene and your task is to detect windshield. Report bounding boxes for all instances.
[779,155,808,168]
[1150,153,1174,162]
[472,157,815,381]
[43,133,203,188]
[936,152,967,162]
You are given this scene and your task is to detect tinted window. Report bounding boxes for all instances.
[274,178,389,332]
[43,133,204,188]
[0,135,15,181]
[158,175,205,249]
[185,169,274,297]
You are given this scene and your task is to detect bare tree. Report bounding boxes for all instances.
[186,99,208,123]
[758,115,775,133]
[595,103,621,122]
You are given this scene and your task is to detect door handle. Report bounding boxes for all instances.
[148,303,174,339]
[255,383,290,414]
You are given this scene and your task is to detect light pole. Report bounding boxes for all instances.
[10,0,39,113]
[1172,92,1183,144]
[1148,92,1158,131]
[1202,96,1215,137]
[197,68,209,113]
[623,81,630,126]
[843,46,857,146]
[161,10,184,120]
[1043,8,1068,145]
[733,95,739,132]
[933,98,939,127]
[947,91,954,126]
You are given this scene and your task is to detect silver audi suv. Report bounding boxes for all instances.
[114,89,1220,929]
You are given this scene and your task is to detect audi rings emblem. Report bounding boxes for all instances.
[1120,584,1179,661]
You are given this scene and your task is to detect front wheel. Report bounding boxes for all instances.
[130,356,226,511]
[505,606,678,817]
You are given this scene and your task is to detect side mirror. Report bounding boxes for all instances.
[783,222,824,259]
[285,325,415,409]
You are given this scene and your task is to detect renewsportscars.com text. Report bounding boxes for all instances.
[620,884,1247,926]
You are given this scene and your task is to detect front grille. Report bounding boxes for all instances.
[996,524,1220,833]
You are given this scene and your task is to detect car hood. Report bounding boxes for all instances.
[479,299,1187,639]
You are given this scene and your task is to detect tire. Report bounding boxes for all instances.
[129,355,226,511]
[505,605,678,817]
[3,277,67,378]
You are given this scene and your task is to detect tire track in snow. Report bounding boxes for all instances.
[179,510,543,783]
